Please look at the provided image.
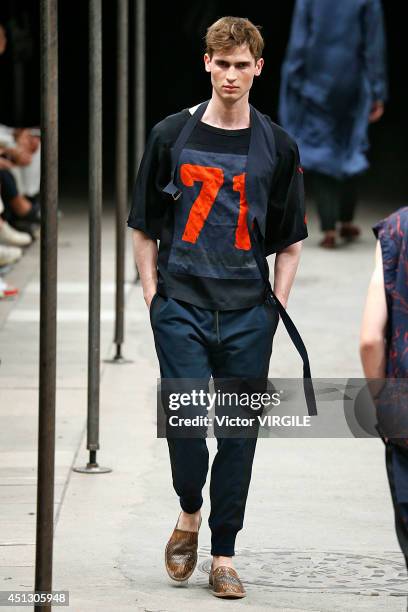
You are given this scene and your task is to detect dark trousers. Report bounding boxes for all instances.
[0,169,18,221]
[308,171,358,232]
[150,294,278,556]
[385,443,408,572]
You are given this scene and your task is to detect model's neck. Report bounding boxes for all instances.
[201,93,250,129]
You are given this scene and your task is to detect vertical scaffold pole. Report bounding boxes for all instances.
[131,0,145,282]
[134,0,145,176]
[112,0,129,362]
[35,0,58,608]
[73,0,111,475]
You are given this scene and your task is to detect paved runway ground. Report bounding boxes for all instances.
[1,197,407,611]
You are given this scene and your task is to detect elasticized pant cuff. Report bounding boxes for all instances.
[211,532,237,557]
[180,496,203,514]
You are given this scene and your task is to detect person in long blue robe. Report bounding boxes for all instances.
[279,0,388,248]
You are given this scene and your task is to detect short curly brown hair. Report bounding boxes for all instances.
[205,16,264,62]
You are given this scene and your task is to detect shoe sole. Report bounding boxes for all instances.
[210,588,246,598]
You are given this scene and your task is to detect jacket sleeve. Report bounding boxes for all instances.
[362,0,388,102]
[127,124,170,240]
[281,0,311,92]
[265,138,308,256]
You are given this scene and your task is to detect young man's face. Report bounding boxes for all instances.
[204,44,264,103]
[0,26,7,55]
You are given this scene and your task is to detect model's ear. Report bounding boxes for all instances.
[254,57,264,77]
[204,53,211,73]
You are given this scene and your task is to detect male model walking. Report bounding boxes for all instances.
[128,16,311,599]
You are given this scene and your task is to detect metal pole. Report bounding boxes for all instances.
[35,0,58,608]
[73,0,111,475]
[134,0,145,176]
[131,0,145,283]
[112,0,129,362]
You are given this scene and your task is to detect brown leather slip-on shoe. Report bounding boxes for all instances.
[209,565,246,598]
[165,513,202,582]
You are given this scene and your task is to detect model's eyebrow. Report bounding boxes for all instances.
[214,59,252,67]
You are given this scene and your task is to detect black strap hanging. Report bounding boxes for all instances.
[250,223,317,416]
[163,100,210,200]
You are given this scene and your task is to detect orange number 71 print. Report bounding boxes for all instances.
[179,163,251,251]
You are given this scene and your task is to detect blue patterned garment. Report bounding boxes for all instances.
[373,208,408,378]
[374,209,408,524]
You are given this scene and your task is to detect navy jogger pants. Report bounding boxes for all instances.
[150,294,279,556]
[385,442,408,571]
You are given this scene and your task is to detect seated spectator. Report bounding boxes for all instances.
[0,126,41,205]
[0,22,32,298]
[0,154,32,246]
[0,165,40,237]
[0,23,41,234]
[0,133,41,231]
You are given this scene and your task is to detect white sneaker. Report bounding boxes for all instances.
[0,221,32,247]
[0,276,19,299]
[0,245,23,266]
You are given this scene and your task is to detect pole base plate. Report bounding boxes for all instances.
[73,464,112,474]
[103,355,133,364]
